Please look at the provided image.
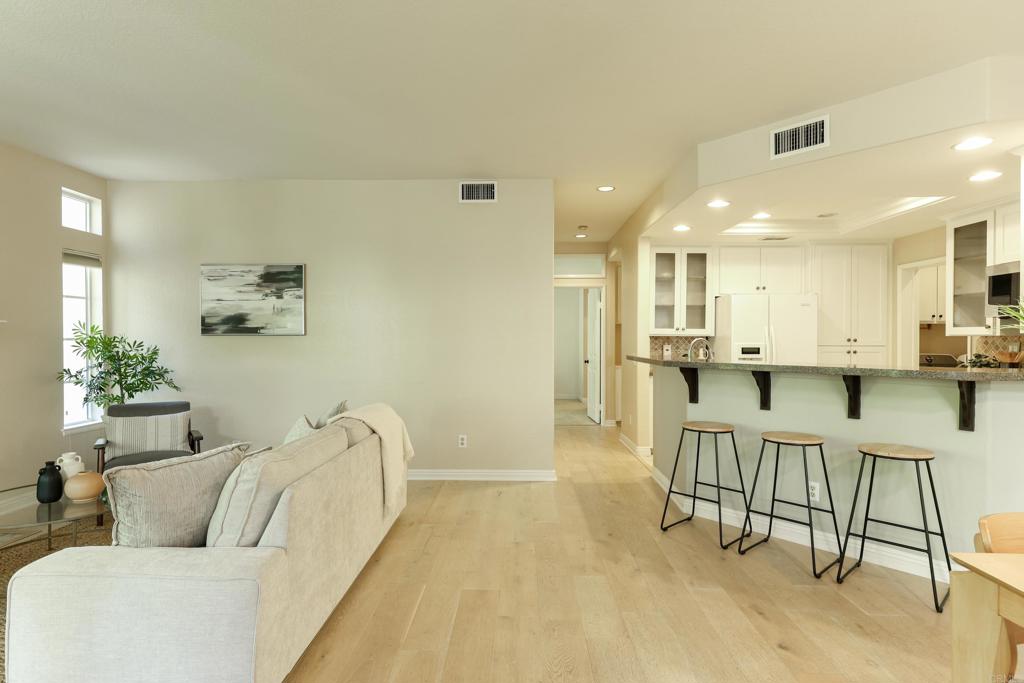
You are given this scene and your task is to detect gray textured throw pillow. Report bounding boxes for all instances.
[103,442,256,548]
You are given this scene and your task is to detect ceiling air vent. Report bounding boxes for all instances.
[770,115,829,159]
[459,181,497,203]
[760,236,790,241]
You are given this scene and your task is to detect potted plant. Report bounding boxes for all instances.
[58,323,181,409]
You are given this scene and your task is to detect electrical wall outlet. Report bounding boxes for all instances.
[457,434,468,448]
[808,481,821,503]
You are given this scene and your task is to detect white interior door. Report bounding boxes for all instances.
[586,288,602,423]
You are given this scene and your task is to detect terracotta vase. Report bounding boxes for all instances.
[64,471,104,503]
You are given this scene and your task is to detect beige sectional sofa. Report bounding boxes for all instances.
[6,419,406,683]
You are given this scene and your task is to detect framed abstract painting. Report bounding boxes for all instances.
[200,264,305,335]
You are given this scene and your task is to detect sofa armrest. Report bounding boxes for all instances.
[189,428,204,453]
[7,546,286,683]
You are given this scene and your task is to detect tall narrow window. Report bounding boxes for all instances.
[62,252,103,428]
[61,188,102,235]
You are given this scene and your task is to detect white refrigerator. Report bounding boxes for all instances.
[712,294,818,365]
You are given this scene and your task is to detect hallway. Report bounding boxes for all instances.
[287,425,951,683]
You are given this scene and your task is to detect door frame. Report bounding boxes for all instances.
[554,280,606,425]
[895,256,945,369]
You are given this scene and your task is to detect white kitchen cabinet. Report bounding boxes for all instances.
[916,264,946,324]
[946,210,992,336]
[991,201,1021,266]
[818,345,852,367]
[718,247,761,294]
[850,245,888,346]
[762,247,805,294]
[650,247,714,336]
[719,246,804,295]
[851,346,887,368]
[811,244,889,364]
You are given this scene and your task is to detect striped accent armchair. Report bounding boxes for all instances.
[93,401,204,474]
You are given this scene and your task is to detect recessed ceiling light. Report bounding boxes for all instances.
[970,169,1002,182]
[596,185,615,192]
[954,136,993,151]
[575,233,588,239]
[752,212,772,220]
[707,199,730,208]
[673,224,691,232]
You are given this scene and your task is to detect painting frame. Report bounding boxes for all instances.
[200,263,306,336]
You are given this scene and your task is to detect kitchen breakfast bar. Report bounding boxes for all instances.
[630,355,1024,577]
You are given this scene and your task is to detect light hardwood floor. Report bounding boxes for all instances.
[286,425,951,683]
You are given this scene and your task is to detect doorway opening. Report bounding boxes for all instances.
[896,256,968,369]
[554,285,603,426]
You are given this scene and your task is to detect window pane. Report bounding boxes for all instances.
[62,263,87,297]
[62,194,90,232]
[63,297,87,338]
[63,383,88,426]
[62,340,86,373]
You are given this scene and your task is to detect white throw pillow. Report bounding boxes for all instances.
[207,424,349,547]
[283,416,317,444]
[313,400,348,429]
[103,442,255,548]
[103,411,191,461]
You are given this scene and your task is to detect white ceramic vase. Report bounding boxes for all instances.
[55,452,84,481]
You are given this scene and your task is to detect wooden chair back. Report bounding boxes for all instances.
[979,513,1024,553]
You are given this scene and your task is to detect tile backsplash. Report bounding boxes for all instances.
[649,336,707,359]
[974,334,1023,357]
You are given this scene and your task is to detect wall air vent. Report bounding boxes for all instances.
[459,181,497,203]
[770,115,829,159]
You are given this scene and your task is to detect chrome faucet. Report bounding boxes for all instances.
[687,337,714,362]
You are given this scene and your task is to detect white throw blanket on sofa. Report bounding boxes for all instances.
[334,403,414,515]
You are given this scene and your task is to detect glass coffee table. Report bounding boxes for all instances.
[0,485,107,551]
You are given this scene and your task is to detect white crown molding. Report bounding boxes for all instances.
[408,469,557,482]
[650,468,950,583]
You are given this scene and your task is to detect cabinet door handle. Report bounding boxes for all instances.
[939,315,943,319]
[846,350,851,354]
[846,338,851,342]
[853,350,858,354]
[931,314,936,318]
[853,338,858,342]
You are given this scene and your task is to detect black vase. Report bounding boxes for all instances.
[36,461,63,504]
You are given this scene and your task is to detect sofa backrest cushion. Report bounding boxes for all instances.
[206,424,350,547]
[326,415,374,446]
[104,409,191,461]
[103,442,254,548]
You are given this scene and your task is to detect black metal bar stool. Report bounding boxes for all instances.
[836,442,951,613]
[660,420,750,549]
[737,431,842,578]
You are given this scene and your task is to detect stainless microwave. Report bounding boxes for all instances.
[987,261,1020,317]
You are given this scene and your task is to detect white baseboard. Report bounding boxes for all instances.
[408,469,557,482]
[601,420,617,428]
[650,468,950,583]
[618,432,651,458]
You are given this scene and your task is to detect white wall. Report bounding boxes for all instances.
[553,288,583,399]
[0,143,108,485]
[108,179,555,474]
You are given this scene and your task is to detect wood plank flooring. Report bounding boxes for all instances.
[285,425,951,683]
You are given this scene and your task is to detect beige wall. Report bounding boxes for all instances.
[0,143,108,484]
[892,225,944,264]
[108,179,555,473]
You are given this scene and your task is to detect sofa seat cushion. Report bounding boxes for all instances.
[103,443,254,548]
[102,450,192,468]
[207,424,350,547]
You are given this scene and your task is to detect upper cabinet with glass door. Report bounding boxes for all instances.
[947,213,989,335]
[650,247,714,336]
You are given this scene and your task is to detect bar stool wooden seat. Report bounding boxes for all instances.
[737,431,842,578]
[660,420,750,549]
[837,442,951,613]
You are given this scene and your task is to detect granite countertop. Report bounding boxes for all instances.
[627,355,1024,382]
